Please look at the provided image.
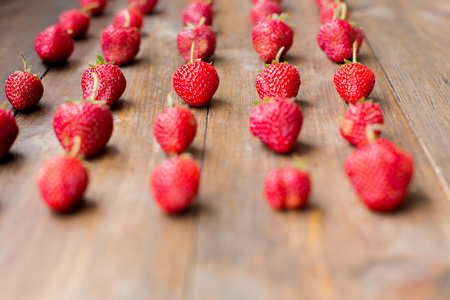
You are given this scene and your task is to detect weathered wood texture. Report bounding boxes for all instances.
[0,0,449,299]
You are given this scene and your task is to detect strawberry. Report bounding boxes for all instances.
[317,18,363,63]
[58,9,90,39]
[334,42,375,103]
[340,102,384,147]
[189,0,214,6]
[320,1,349,24]
[252,0,282,4]
[251,14,294,63]
[255,47,301,100]
[264,167,311,210]
[345,139,414,212]
[79,0,106,16]
[249,1,282,26]
[182,3,214,26]
[81,54,127,106]
[53,101,113,158]
[34,25,74,64]
[5,53,44,110]
[177,17,216,62]
[128,0,158,14]
[150,155,201,214]
[114,8,143,30]
[0,107,19,159]
[153,94,197,154]
[36,155,88,212]
[173,43,220,107]
[249,98,303,153]
[100,24,140,66]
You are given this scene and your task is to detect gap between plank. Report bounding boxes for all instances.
[364,38,450,201]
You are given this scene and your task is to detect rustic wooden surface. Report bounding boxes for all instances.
[0,0,449,299]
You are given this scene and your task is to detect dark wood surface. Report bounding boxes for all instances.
[0,0,449,299]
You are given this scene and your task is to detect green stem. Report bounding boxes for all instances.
[275,47,285,63]
[90,72,99,101]
[69,136,82,157]
[352,41,357,63]
[123,9,131,28]
[190,42,195,63]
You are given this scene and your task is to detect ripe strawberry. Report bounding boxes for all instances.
[114,8,143,30]
[150,155,201,214]
[249,98,303,153]
[79,0,106,16]
[189,0,214,6]
[173,44,220,107]
[251,14,294,63]
[153,95,197,154]
[53,101,113,158]
[334,42,375,103]
[5,53,44,110]
[255,47,301,100]
[100,24,140,66]
[264,167,311,210]
[320,2,349,24]
[340,102,384,147]
[36,155,88,212]
[0,107,19,159]
[81,54,127,106]
[317,18,363,63]
[34,25,74,64]
[345,139,414,211]
[177,18,216,62]
[250,1,282,26]
[182,3,214,26]
[128,0,158,14]
[58,9,90,39]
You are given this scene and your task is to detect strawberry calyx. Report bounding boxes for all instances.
[269,13,294,28]
[16,53,40,78]
[88,53,115,67]
[1,104,8,110]
[366,124,385,142]
[185,17,206,30]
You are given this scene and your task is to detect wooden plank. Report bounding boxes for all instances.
[0,0,207,299]
[349,0,450,191]
[189,0,450,299]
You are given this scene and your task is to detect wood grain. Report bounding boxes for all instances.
[0,0,449,299]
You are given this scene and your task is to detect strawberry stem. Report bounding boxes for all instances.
[198,17,206,27]
[20,52,32,73]
[352,41,357,63]
[339,3,347,20]
[167,92,175,107]
[90,72,99,101]
[366,124,384,142]
[190,42,195,63]
[123,9,131,28]
[69,136,82,157]
[80,2,100,15]
[275,47,285,63]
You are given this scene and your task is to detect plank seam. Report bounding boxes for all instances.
[363,38,450,201]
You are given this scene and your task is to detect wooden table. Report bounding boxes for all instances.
[0,0,449,299]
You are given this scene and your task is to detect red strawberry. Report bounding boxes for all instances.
[177,18,216,62]
[334,42,375,103]
[340,102,384,147]
[100,24,140,66]
[36,155,89,212]
[81,54,127,106]
[264,167,311,210]
[58,9,90,39]
[255,47,301,100]
[114,8,143,30]
[153,94,197,154]
[173,43,220,107]
[345,139,414,211]
[128,0,158,14]
[34,25,74,64]
[251,14,294,63]
[317,18,363,63]
[150,155,201,214]
[53,101,113,158]
[249,1,282,26]
[320,2,349,24]
[249,98,303,153]
[189,0,214,6]
[79,0,106,16]
[5,53,44,110]
[182,3,214,26]
[0,107,19,159]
